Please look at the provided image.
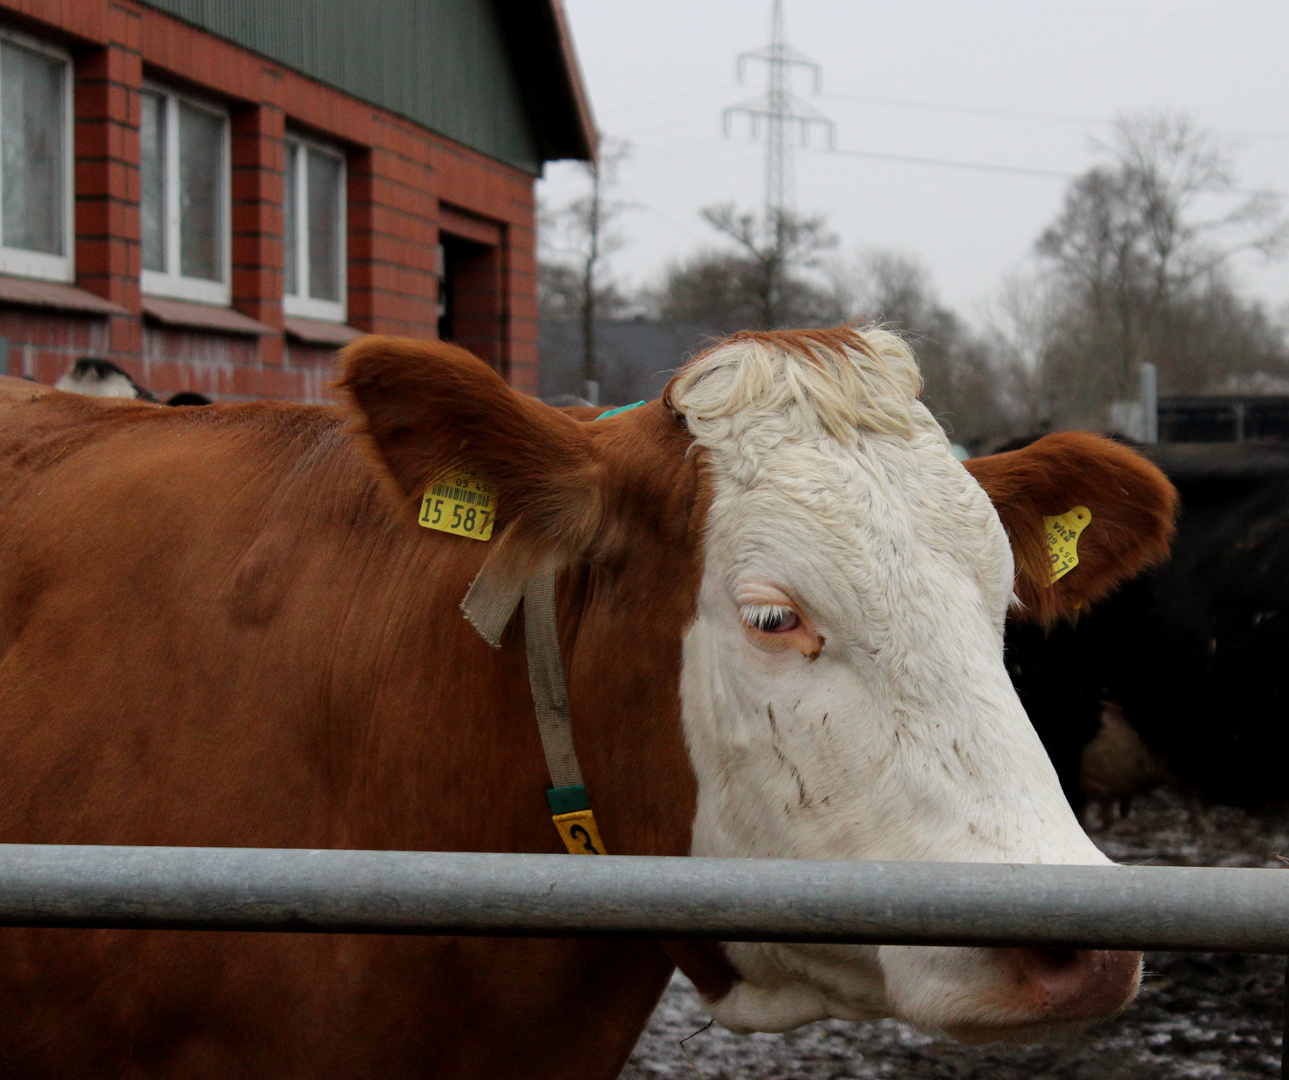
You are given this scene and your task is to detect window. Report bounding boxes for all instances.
[283,135,346,321]
[0,31,71,281]
[140,85,229,304]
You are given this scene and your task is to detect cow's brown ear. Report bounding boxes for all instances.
[337,336,602,577]
[965,432,1178,624]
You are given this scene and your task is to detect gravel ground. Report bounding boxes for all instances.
[622,787,1289,1079]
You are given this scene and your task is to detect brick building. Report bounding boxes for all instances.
[0,0,593,400]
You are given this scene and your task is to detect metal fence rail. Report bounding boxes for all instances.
[0,844,1284,953]
[1,845,1287,1075]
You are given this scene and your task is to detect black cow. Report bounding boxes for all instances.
[1008,442,1289,809]
[165,391,213,406]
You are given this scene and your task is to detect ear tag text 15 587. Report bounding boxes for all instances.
[1044,505,1091,583]
[419,474,495,541]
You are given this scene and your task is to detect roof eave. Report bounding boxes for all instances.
[493,0,597,164]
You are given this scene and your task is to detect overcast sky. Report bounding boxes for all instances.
[538,0,1289,330]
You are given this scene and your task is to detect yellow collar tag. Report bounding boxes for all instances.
[419,474,495,541]
[1044,505,1091,583]
[552,809,606,855]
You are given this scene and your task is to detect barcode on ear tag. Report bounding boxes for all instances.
[419,474,495,541]
[1044,505,1091,583]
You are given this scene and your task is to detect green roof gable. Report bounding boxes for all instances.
[140,0,594,174]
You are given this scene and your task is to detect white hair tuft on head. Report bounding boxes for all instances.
[664,325,922,448]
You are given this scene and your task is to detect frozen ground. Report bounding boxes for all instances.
[622,787,1289,1079]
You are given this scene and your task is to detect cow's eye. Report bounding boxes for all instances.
[740,604,800,634]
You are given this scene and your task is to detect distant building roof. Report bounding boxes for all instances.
[1156,394,1289,445]
[540,319,723,405]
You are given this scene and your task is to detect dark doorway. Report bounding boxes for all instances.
[438,234,503,372]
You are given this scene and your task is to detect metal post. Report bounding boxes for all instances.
[1139,362,1159,443]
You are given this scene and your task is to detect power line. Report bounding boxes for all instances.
[823,145,1075,180]
[822,92,1106,128]
[821,91,1289,145]
[822,146,1277,193]
[608,137,1073,184]
[608,82,738,118]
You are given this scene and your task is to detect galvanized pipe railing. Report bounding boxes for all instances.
[0,845,1286,1074]
[0,844,1283,953]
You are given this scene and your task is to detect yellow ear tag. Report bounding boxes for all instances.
[1044,505,1091,584]
[419,474,495,541]
[552,809,606,855]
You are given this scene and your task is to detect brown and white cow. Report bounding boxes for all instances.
[0,326,1175,1077]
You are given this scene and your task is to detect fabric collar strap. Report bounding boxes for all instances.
[461,566,605,855]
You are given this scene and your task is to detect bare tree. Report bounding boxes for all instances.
[982,272,1063,432]
[837,251,1023,446]
[646,204,841,330]
[539,138,633,404]
[702,203,838,328]
[1034,111,1289,421]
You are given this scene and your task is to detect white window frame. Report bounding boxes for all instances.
[140,82,230,306]
[282,132,347,323]
[0,28,74,283]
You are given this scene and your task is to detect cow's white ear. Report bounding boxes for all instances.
[337,335,603,573]
[966,433,1178,624]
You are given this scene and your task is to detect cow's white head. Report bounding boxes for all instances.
[342,327,1176,1045]
[661,327,1174,1040]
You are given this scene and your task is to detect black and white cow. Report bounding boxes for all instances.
[52,358,211,406]
[54,357,157,401]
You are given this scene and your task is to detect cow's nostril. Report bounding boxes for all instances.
[1029,947,1079,973]
[1009,947,1142,1021]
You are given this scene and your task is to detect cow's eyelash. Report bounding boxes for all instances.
[740,604,800,633]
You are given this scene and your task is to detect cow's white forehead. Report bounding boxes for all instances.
[671,328,1014,682]
[668,329,1107,1035]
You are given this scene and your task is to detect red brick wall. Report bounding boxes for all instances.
[229,97,286,350]
[347,146,440,342]
[507,218,539,395]
[0,308,111,383]
[140,327,257,398]
[0,0,540,400]
[283,339,342,402]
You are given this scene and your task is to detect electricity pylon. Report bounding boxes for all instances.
[723,0,835,243]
